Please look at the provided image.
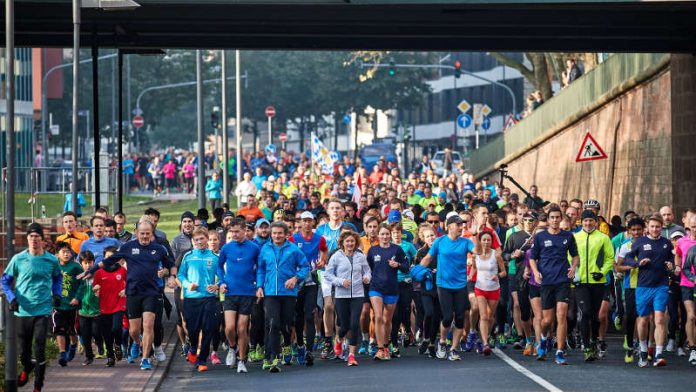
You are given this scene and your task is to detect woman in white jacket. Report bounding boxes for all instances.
[324,230,371,366]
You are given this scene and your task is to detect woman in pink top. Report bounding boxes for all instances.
[162,159,178,193]
[675,215,696,359]
[182,156,196,194]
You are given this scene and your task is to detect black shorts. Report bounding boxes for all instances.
[528,284,541,299]
[509,276,519,293]
[466,281,476,294]
[52,309,77,336]
[602,285,612,302]
[223,295,255,316]
[126,295,163,320]
[540,283,570,310]
[682,286,696,302]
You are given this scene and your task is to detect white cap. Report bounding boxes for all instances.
[403,210,415,220]
[446,211,458,220]
[300,211,315,220]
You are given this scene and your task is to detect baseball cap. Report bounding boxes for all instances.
[300,211,315,220]
[245,221,255,230]
[671,230,686,239]
[445,211,458,220]
[180,211,195,222]
[446,215,464,226]
[402,210,415,220]
[387,210,402,223]
[256,218,270,228]
[26,222,43,236]
[584,199,601,210]
[222,211,234,219]
[523,211,539,221]
[581,210,598,221]
[438,191,447,199]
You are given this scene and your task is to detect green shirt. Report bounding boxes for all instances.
[407,194,422,206]
[77,279,100,317]
[418,196,439,209]
[4,250,61,317]
[58,261,84,310]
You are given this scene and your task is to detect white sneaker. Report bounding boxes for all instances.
[237,359,247,373]
[436,341,447,359]
[678,347,687,357]
[689,349,696,365]
[226,348,237,367]
[154,346,166,362]
[666,339,675,352]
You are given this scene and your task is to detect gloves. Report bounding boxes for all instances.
[591,272,604,282]
[8,300,19,312]
[52,295,62,308]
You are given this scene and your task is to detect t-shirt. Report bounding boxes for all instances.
[367,244,408,296]
[2,250,61,317]
[625,236,674,288]
[218,240,261,297]
[529,230,579,286]
[101,241,174,297]
[93,267,127,314]
[428,235,475,290]
[237,206,265,222]
[316,221,358,253]
[290,232,328,285]
[617,238,639,289]
[79,236,122,264]
[676,236,696,288]
[58,261,84,310]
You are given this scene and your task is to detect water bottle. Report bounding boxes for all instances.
[41,205,47,218]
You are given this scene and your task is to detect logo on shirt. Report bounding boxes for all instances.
[132,248,140,255]
[298,243,303,248]
[643,244,652,251]
[116,274,122,281]
[544,240,553,247]
[563,240,568,245]
[206,260,213,267]
[237,257,243,262]
[151,250,157,255]
[374,255,381,263]
[664,244,668,249]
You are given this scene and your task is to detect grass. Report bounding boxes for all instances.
[0,193,233,239]
[0,338,59,389]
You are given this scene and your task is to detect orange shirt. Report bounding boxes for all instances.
[56,231,90,254]
[237,206,265,222]
[360,236,379,254]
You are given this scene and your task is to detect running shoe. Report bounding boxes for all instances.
[140,358,152,371]
[464,332,477,352]
[666,339,676,352]
[428,344,437,358]
[368,342,378,357]
[407,331,415,347]
[678,347,687,357]
[623,336,630,351]
[237,360,248,373]
[187,351,198,364]
[624,350,634,364]
[497,334,507,349]
[321,343,334,360]
[374,348,389,361]
[598,340,607,359]
[358,341,368,355]
[555,351,567,365]
[418,340,429,355]
[638,351,649,368]
[155,346,167,362]
[106,357,115,367]
[210,351,221,365]
[197,364,208,372]
[653,353,667,367]
[95,351,106,359]
[253,345,264,362]
[389,343,400,358]
[226,348,237,367]
[347,353,358,366]
[282,346,293,365]
[82,358,94,366]
[182,342,190,357]
[475,339,484,354]
[128,344,140,364]
[436,341,447,359]
[114,345,123,361]
[296,346,307,366]
[262,359,273,371]
[67,344,77,362]
[291,344,299,360]
[482,344,492,356]
[270,358,281,373]
[614,315,623,332]
[584,347,595,362]
[647,346,655,361]
[305,351,314,367]
[513,339,524,350]
[689,348,696,365]
[448,349,461,361]
[334,340,343,358]
[58,351,68,367]
[523,343,534,356]
[18,369,30,387]
[536,339,547,361]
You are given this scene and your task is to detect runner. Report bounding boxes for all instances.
[390,222,418,357]
[93,246,127,367]
[675,215,696,364]
[171,211,195,357]
[324,230,371,366]
[75,250,101,366]
[56,211,89,254]
[471,230,506,355]
[218,218,261,373]
[78,216,121,263]
[414,224,440,357]
[615,217,645,363]
[528,206,579,365]
[53,241,83,366]
[1,223,62,391]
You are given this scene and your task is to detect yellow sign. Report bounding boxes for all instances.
[481,104,492,117]
[457,100,471,113]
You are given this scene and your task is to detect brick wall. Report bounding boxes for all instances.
[671,55,696,221]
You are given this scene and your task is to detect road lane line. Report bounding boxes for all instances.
[493,348,563,392]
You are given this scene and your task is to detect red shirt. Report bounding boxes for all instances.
[94,267,127,314]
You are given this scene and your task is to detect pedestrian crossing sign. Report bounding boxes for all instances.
[576,132,608,162]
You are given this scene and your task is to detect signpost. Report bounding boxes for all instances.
[265,106,275,145]
[132,115,144,128]
[457,113,472,129]
[279,132,288,150]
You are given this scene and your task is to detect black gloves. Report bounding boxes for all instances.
[591,272,604,282]
[52,295,62,308]
[9,300,19,311]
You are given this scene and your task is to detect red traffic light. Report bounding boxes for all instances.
[454,60,462,69]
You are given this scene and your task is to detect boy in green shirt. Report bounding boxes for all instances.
[76,250,101,365]
[54,241,84,366]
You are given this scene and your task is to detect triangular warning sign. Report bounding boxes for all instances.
[576,132,608,162]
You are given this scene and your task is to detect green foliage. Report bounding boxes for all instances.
[0,338,59,389]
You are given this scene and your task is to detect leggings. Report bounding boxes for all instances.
[667,282,686,345]
[250,299,265,348]
[438,287,469,330]
[518,283,532,322]
[496,277,509,334]
[154,292,165,348]
[295,284,319,349]
[624,288,637,346]
[211,301,224,352]
[413,291,425,335]
[18,315,49,390]
[391,282,413,344]
[183,297,220,364]
[576,284,604,345]
[99,311,123,359]
[421,293,442,342]
[264,296,296,360]
[79,315,101,360]
[335,297,364,346]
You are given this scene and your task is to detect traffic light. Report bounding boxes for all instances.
[454,60,462,79]
[211,106,220,129]
[388,58,396,76]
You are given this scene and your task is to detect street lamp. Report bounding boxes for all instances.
[364,105,376,140]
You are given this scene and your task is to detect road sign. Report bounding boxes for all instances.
[132,115,145,128]
[457,99,471,113]
[473,104,483,126]
[279,133,288,142]
[576,132,608,162]
[457,114,472,129]
[481,104,492,117]
[482,117,491,131]
[132,108,143,116]
[265,106,276,118]
[504,114,518,130]
[342,114,352,125]
[50,124,60,135]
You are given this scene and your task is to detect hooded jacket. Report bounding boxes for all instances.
[257,240,309,297]
[573,229,614,284]
[324,250,371,298]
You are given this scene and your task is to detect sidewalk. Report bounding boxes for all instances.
[44,294,179,392]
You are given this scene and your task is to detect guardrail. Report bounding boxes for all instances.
[469,53,670,176]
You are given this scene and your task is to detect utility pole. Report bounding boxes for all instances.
[221,50,229,206]
[196,50,205,210]
[235,50,242,210]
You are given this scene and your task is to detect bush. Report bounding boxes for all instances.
[0,338,59,390]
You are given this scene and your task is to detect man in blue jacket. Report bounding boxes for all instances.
[256,221,309,373]
[218,218,260,373]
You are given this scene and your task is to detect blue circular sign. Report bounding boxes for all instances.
[482,117,491,131]
[342,114,352,125]
[265,144,276,154]
[457,113,472,129]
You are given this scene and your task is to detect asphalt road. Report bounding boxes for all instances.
[158,337,695,392]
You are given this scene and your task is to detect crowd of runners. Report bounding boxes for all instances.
[3,154,696,391]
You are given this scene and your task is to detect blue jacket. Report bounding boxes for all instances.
[205,178,223,200]
[218,240,260,297]
[64,193,87,216]
[257,241,309,297]
[178,248,221,299]
[410,264,434,291]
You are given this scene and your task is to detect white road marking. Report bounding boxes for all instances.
[493,348,563,392]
